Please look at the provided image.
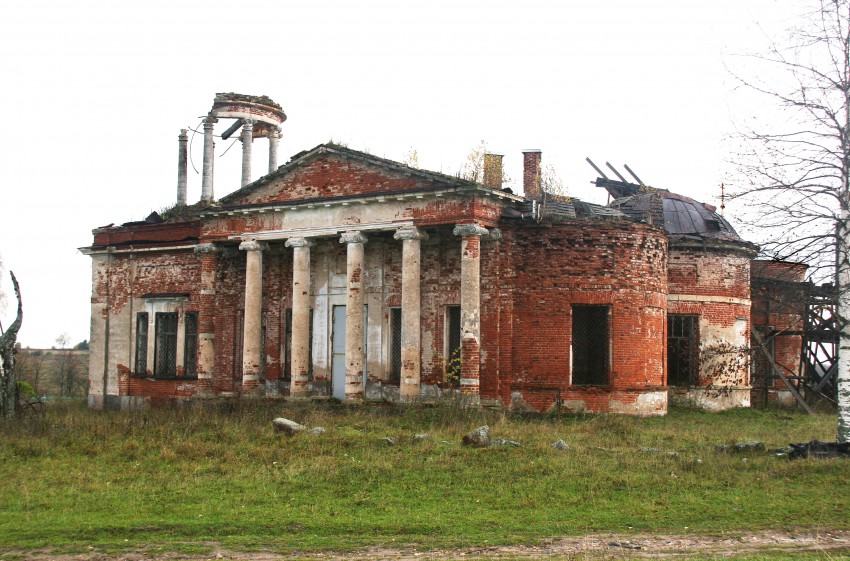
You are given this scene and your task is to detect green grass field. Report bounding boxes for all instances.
[0,400,847,556]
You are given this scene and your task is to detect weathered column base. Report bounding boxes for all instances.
[669,386,751,411]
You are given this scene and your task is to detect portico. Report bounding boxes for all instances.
[225,219,498,402]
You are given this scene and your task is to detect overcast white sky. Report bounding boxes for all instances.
[0,0,802,348]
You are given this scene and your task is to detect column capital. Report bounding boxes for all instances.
[485,228,503,241]
[394,226,428,241]
[285,236,314,248]
[453,223,489,238]
[194,242,221,255]
[203,114,218,126]
[241,118,255,130]
[239,240,268,252]
[268,126,281,139]
[340,230,368,245]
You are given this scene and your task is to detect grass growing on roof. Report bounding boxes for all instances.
[0,401,846,554]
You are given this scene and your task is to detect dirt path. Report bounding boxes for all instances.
[11,530,850,560]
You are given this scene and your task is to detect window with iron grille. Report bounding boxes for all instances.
[233,310,244,379]
[571,305,610,385]
[390,307,402,382]
[184,312,198,377]
[667,314,698,386]
[154,312,178,377]
[135,312,148,374]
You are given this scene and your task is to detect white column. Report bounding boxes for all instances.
[340,230,368,401]
[394,226,427,401]
[453,223,489,400]
[268,127,281,174]
[177,129,188,205]
[194,243,221,397]
[201,116,215,202]
[286,236,313,398]
[241,118,254,187]
[240,239,267,394]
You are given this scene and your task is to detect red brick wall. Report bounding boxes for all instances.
[227,156,461,206]
[493,221,668,411]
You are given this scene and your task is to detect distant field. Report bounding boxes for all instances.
[0,400,847,557]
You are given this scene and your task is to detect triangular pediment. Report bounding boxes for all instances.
[219,144,476,208]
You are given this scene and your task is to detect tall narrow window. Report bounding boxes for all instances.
[571,305,610,385]
[668,315,698,386]
[135,312,148,374]
[284,308,292,380]
[446,305,461,360]
[233,310,244,379]
[390,307,402,382]
[184,312,198,377]
[154,312,178,377]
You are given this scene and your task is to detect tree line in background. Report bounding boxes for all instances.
[15,335,88,399]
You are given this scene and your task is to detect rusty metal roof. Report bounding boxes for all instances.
[595,178,742,241]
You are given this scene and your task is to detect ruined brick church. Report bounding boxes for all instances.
[82,93,792,414]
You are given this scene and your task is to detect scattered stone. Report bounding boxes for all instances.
[608,541,643,550]
[272,418,306,435]
[462,425,491,447]
[640,446,679,457]
[413,433,434,441]
[551,439,570,451]
[789,440,850,459]
[382,436,398,446]
[715,441,765,454]
[489,439,521,447]
[307,426,325,436]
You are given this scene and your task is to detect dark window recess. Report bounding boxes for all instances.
[390,308,402,382]
[260,310,267,379]
[154,312,178,377]
[667,315,698,386]
[284,308,292,380]
[184,312,198,377]
[135,313,148,374]
[447,305,461,359]
[572,305,610,385]
[308,309,314,379]
[233,310,244,379]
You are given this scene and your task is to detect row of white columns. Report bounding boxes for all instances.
[198,116,282,203]
[224,223,496,400]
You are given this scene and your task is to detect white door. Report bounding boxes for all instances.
[331,305,346,399]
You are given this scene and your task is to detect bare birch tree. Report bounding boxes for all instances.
[729,0,850,441]
[0,272,22,418]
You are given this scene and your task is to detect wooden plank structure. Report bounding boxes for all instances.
[750,282,838,412]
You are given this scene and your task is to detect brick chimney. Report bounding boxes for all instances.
[483,153,504,189]
[523,149,542,199]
